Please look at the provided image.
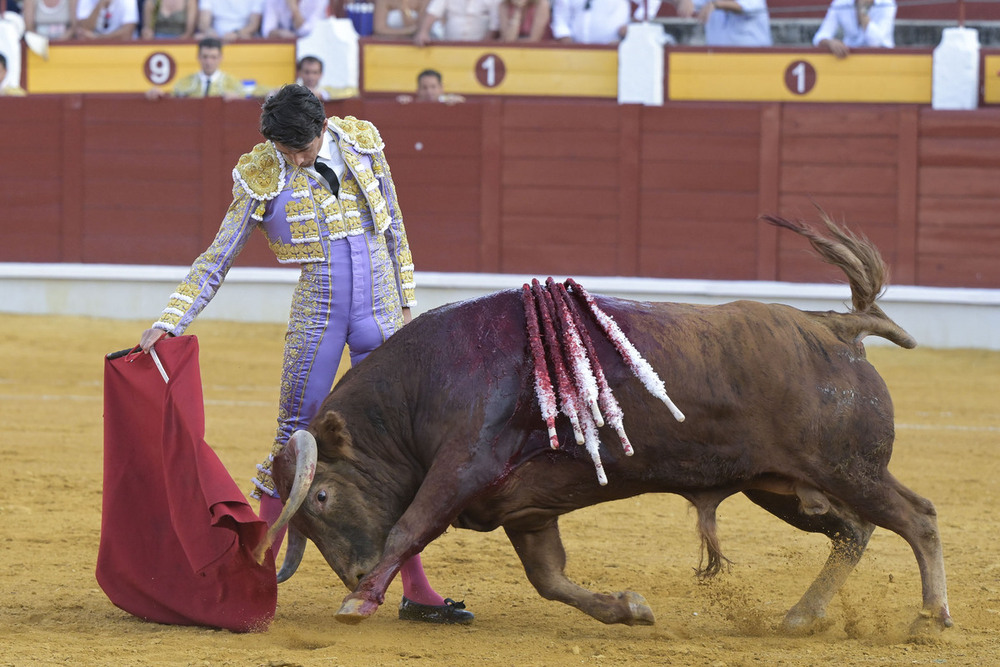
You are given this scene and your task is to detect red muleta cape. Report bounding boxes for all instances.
[97,335,276,632]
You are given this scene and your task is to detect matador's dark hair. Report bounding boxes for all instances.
[259,84,326,150]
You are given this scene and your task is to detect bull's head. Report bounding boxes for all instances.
[257,412,391,590]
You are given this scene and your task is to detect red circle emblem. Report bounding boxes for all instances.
[474,54,507,89]
[784,60,817,96]
[144,52,178,86]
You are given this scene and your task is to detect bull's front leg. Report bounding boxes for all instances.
[504,520,655,626]
[334,456,482,624]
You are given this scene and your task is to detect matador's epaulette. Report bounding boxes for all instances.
[330,116,385,154]
[233,141,286,201]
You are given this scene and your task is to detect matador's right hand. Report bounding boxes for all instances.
[139,328,171,353]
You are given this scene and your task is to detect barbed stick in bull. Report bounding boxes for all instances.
[259,212,950,638]
[521,277,684,484]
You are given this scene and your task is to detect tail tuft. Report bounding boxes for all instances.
[760,211,916,349]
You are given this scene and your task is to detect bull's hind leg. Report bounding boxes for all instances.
[744,489,875,635]
[504,520,655,626]
[837,473,952,633]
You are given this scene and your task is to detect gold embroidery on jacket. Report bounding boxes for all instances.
[340,149,389,233]
[329,115,385,154]
[234,142,285,200]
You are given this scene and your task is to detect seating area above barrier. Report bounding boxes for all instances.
[15,36,1000,107]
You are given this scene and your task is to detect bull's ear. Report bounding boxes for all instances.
[310,410,355,461]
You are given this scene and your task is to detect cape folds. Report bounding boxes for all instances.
[97,336,276,632]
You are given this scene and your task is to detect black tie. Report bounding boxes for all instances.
[203,78,211,97]
[314,160,339,197]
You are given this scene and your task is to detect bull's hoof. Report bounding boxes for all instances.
[779,605,831,636]
[908,608,953,636]
[335,595,380,624]
[622,591,655,626]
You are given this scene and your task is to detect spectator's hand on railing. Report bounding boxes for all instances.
[818,38,850,59]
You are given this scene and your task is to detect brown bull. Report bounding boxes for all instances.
[261,214,952,635]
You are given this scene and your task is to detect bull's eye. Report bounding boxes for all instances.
[317,490,327,503]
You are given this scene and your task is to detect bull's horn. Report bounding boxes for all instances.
[276,526,306,583]
[252,430,317,565]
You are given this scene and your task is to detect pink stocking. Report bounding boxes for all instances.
[399,554,445,606]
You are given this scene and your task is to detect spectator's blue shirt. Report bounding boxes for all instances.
[694,0,772,47]
[813,0,896,48]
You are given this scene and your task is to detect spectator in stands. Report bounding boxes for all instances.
[675,0,772,46]
[0,53,27,96]
[499,0,549,41]
[23,0,77,40]
[75,0,138,40]
[262,0,328,38]
[198,0,264,40]
[140,0,197,39]
[296,55,358,100]
[551,0,660,45]
[373,0,431,39]
[146,36,245,99]
[396,68,465,104]
[413,0,500,46]
[813,0,895,58]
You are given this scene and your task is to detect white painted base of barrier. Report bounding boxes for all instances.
[2,263,999,350]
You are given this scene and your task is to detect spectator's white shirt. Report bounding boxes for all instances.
[261,0,329,38]
[551,0,661,45]
[692,0,771,46]
[76,0,139,34]
[813,0,895,48]
[424,0,502,41]
[200,0,266,36]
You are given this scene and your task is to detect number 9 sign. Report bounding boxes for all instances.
[144,52,177,86]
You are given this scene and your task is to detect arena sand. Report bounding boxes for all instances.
[1,313,999,666]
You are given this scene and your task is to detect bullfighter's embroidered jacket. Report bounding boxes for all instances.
[152,115,417,336]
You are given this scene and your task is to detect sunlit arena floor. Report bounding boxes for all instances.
[2,313,999,666]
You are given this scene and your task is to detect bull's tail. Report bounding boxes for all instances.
[761,212,917,349]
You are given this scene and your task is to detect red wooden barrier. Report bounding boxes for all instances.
[1,95,999,288]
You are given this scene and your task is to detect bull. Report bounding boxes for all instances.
[259,214,952,635]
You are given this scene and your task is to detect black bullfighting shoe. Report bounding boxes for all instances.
[398,597,474,624]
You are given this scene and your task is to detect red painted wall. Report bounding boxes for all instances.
[2,95,999,288]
